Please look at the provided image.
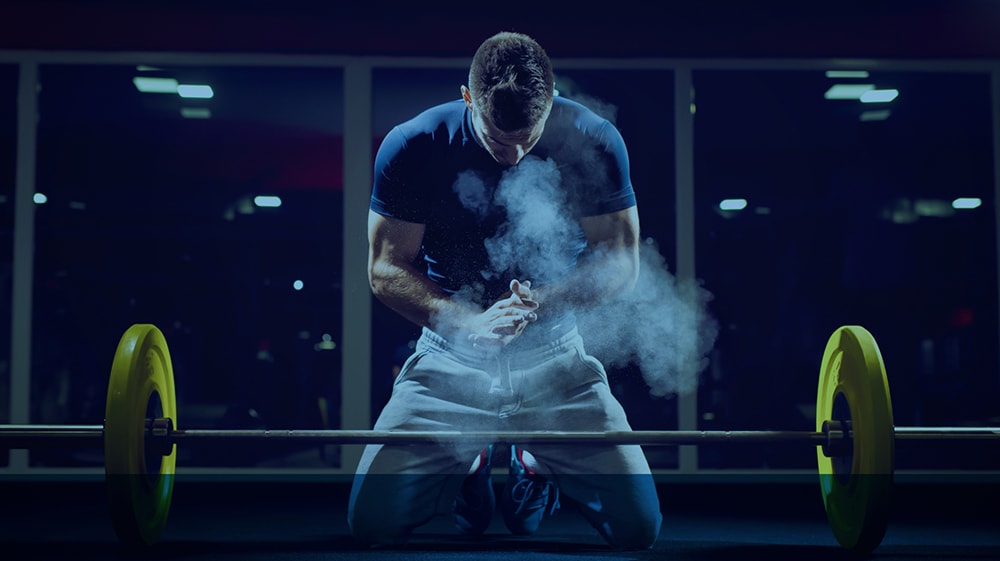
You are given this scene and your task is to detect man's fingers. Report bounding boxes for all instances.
[510,279,533,299]
[486,309,537,334]
[470,284,539,350]
[493,308,538,323]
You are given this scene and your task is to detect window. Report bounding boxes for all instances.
[30,64,345,468]
[0,65,16,463]
[693,69,996,469]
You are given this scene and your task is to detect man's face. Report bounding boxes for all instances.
[463,86,550,166]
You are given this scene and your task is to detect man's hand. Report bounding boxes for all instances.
[467,280,539,351]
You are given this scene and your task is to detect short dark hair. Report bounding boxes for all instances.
[468,32,554,133]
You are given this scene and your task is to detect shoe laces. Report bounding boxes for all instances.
[509,476,560,517]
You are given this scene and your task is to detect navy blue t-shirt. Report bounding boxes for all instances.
[370,96,636,307]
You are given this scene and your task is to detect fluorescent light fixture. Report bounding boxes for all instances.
[826,70,870,79]
[254,195,282,208]
[860,89,899,103]
[824,84,875,100]
[136,65,164,72]
[177,84,214,99]
[914,199,954,217]
[293,280,304,291]
[180,107,212,119]
[860,110,891,122]
[953,197,982,210]
[33,193,47,204]
[719,199,748,211]
[133,76,179,94]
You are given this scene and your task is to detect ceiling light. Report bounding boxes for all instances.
[825,70,870,79]
[133,77,178,94]
[33,193,47,204]
[860,89,899,103]
[254,195,282,208]
[953,198,982,210]
[824,84,875,100]
[860,110,891,122]
[914,199,955,217]
[180,107,211,119]
[177,84,214,99]
[719,199,748,211]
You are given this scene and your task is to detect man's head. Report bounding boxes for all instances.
[462,32,554,166]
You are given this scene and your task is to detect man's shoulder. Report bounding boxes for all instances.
[549,96,610,128]
[396,99,467,138]
[542,97,619,148]
[539,96,620,156]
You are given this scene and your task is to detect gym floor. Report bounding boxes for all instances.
[2,476,998,561]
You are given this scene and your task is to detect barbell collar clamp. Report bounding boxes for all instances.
[147,418,175,457]
[821,419,854,458]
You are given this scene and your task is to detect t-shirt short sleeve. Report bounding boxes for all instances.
[369,126,428,223]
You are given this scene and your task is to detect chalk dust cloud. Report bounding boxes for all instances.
[450,150,718,397]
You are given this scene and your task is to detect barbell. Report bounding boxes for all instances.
[0,323,997,553]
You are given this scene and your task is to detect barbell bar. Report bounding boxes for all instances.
[2,424,999,449]
[0,323,997,554]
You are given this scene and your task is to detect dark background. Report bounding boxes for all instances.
[2,1,999,59]
[0,0,998,471]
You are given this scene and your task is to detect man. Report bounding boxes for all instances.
[348,31,662,549]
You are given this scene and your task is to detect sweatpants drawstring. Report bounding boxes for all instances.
[489,354,514,396]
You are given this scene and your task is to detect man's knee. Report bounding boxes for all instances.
[603,510,662,549]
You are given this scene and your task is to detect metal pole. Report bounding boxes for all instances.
[894,426,1000,440]
[0,425,103,448]
[1,425,999,449]
[10,61,39,472]
[166,429,830,446]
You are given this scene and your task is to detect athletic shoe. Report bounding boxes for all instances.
[453,444,495,535]
[501,444,560,535]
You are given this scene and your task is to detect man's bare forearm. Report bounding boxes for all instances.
[369,260,478,334]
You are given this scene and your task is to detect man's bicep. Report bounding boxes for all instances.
[579,206,641,291]
[579,206,640,249]
[368,210,426,268]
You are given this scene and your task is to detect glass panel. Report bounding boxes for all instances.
[31,64,344,468]
[369,67,677,467]
[693,69,996,470]
[0,65,16,467]
[370,67,468,421]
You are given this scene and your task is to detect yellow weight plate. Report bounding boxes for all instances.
[816,325,894,554]
[105,324,177,546]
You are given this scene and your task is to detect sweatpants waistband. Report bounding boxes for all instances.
[416,322,582,369]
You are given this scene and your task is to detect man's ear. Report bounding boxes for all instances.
[460,85,473,109]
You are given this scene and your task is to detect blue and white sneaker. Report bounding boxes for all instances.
[501,444,560,535]
[453,444,495,535]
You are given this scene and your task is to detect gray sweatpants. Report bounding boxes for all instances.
[348,326,662,548]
